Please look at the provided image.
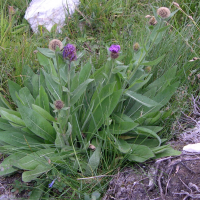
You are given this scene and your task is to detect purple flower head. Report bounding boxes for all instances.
[109,45,120,53]
[63,44,77,61]
[109,44,120,59]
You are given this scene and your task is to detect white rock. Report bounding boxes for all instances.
[24,0,79,33]
[183,143,200,153]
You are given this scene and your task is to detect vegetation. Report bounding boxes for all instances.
[0,0,199,199]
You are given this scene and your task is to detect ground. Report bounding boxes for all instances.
[103,151,200,200]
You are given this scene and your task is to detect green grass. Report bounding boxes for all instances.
[0,0,200,199]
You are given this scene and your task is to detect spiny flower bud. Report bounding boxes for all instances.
[109,44,120,59]
[189,57,199,62]
[133,42,140,51]
[63,44,77,61]
[89,144,96,151]
[145,66,152,72]
[49,39,63,51]
[173,2,180,9]
[149,16,157,26]
[145,15,151,18]
[54,100,64,110]
[157,7,171,19]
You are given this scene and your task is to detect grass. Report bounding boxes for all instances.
[0,0,200,199]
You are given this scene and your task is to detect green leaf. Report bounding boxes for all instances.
[0,107,21,118]
[32,104,56,122]
[71,79,94,106]
[91,82,116,111]
[71,73,79,92]
[112,113,134,123]
[0,153,26,176]
[54,122,65,148]
[32,74,40,98]
[18,87,35,108]
[8,80,21,104]
[0,94,12,109]
[136,127,161,146]
[29,185,45,200]
[128,145,155,162]
[0,131,42,147]
[39,86,50,112]
[79,62,92,84]
[17,149,55,170]
[125,90,159,107]
[86,145,101,175]
[109,121,138,134]
[43,71,62,100]
[0,118,15,131]
[88,90,123,134]
[37,47,55,58]
[0,110,25,126]
[157,25,170,33]
[154,146,181,159]
[115,139,131,153]
[18,103,56,142]
[141,54,165,66]
[22,65,35,93]
[22,164,51,182]
[146,66,177,91]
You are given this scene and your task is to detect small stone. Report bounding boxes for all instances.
[183,143,200,153]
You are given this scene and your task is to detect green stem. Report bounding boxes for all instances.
[107,60,114,84]
[127,22,163,88]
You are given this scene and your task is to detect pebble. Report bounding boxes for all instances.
[183,143,200,153]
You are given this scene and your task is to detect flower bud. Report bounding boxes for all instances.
[149,16,157,26]
[173,2,180,9]
[157,7,171,19]
[145,15,151,18]
[49,39,63,51]
[54,100,64,110]
[89,144,96,151]
[133,42,140,51]
[145,66,152,72]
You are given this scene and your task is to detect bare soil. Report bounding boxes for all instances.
[103,151,200,200]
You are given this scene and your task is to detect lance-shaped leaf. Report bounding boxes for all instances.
[71,79,94,106]
[136,127,161,146]
[0,152,27,176]
[22,164,51,182]
[0,110,25,127]
[18,87,35,108]
[43,71,62,100]
[16,148,55,170]
[8,80,21,104]
[32,104,56,122]
[141,54,165,66]
[85,145,101,175]
[125,90,159,107]
[109,121,138,135]
[88,90,123,134]
[17,103,56,142]
[128,144,155,162]
[0,131,42,147]
[0,94,12,109]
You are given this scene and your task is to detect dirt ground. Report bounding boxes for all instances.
[103,151,200,200]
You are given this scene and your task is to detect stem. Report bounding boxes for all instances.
[62,61,71,137]
[127,22,163,86]
[107,60,114,84]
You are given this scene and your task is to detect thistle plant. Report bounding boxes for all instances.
[0,6,181,199]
